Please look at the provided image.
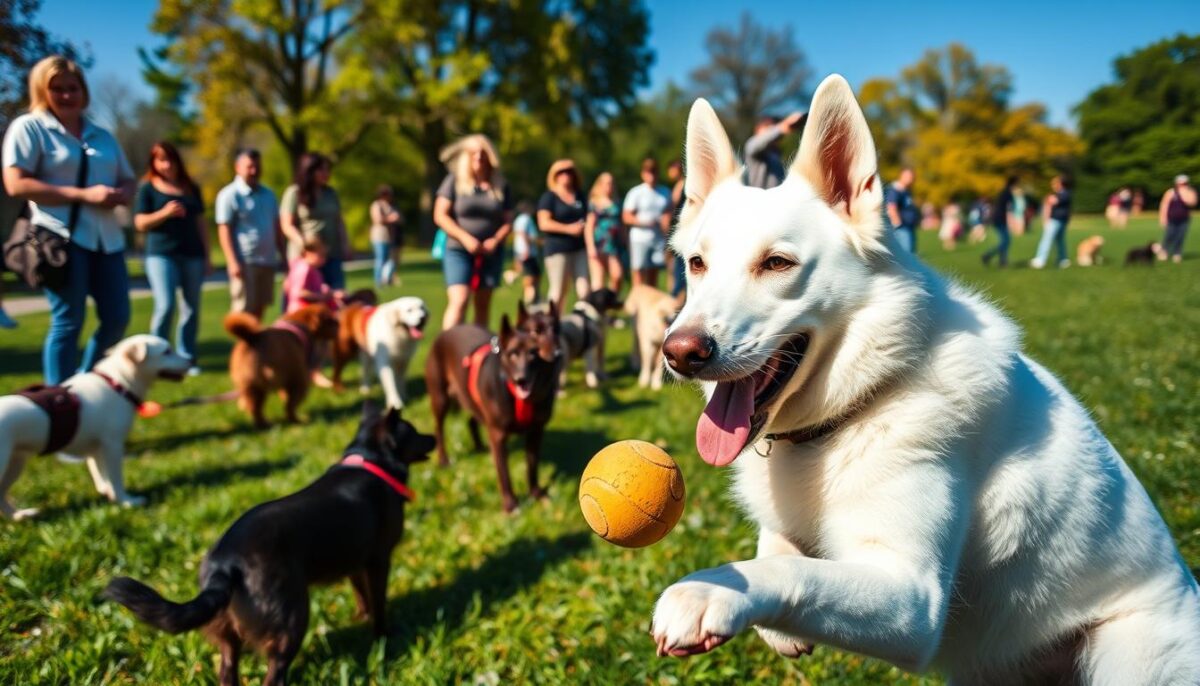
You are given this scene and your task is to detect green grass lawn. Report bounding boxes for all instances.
[1,215,1197,685]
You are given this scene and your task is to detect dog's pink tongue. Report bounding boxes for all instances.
[696,379,754,466]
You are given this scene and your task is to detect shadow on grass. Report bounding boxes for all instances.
[312,531,592,670]
[541,428,609,480]
[27,455,301,523]
[131,417,265,453]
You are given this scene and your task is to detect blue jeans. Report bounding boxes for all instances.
[983,226,1011,266]
[145,254,205,362]
[1033,219,1069,265]
[43,244,131,384]
[372,241,395,285]
[320,258,345,290]
[894,226,916,253]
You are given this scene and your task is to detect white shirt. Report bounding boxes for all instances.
[2,111,135,253]
[215,176,280,266]
[622,183,671,232]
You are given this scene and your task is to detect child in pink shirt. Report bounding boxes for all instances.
[284,238,343,314]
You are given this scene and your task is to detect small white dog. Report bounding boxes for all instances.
[334,296,429,410]
[0,335,190,520]
[651,75,1200,684]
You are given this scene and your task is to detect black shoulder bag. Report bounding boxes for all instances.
[3,141,89,290]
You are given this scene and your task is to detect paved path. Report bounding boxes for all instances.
[3,259,375,317]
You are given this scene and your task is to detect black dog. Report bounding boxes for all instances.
[551,288,623,389]
[103,402,433,686]
[1125,242,1163,266]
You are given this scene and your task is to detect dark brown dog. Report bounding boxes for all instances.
[1125,242,1163,266]
[424,310,561,512]
[104,402,433,686]
[225,305,339,427]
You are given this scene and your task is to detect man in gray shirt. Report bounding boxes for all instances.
[743,111,805,189]
[215,149,282,318]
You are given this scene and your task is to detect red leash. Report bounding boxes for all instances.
[469,254,485,291]
[462,342,535,429]
[341,454,416,502]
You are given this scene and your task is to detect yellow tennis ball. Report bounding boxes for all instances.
[578,440,685,548]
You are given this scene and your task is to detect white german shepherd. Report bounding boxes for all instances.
[651,75,1200,684]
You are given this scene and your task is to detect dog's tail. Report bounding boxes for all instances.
[103,567,239,634]
[224,312,262,342]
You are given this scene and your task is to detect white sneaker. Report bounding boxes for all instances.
[1057,260,1071,269]
[0,308,17,329]
[1029,258,1045,270]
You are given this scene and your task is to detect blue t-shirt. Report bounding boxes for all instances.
[885,184,918,230]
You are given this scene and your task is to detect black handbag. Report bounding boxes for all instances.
[3,141,89,290]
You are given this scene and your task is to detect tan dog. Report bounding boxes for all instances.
[225,305,339,427]
[624,285,684,390]
[1076,235,1104,266]
[0,335,190,519]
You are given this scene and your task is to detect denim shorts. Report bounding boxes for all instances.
[443,247,503,288]
[629,227,665,270]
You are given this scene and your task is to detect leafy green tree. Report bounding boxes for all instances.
[688,12,812,143]
[860,44,1080,207]
[355,0,653,236]
[1075,35,1200,211]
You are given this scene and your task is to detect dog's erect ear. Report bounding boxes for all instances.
[499,314,514,346]
[517,300,529,327]
[123,339,149,364]
[683,99,737,209]
[790,74,885,255]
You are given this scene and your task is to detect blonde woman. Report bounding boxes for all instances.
[433,134,513,330]
[538,159,590,316]
[2,56,136,383]
[584,172,624,292]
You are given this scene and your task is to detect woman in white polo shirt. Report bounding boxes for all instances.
[2,56,136,384]
[622,157,671,288]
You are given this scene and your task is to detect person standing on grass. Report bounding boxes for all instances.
[281,152,351,289]
[512,200,542,305]
[2,56,136,384]
[585,172,624,293]
[744,112,804,190]
[666,159,687,297]
[885,167,919,253]
[369,184,403,287]
[1159,174,1195,264]
[1031,175,1073,270]
[434,134,513,330]
[982,176,1019,268]
[133,141,209,376]
[215,149,281,319]
[622,158,672,289]
[538,159,591,317]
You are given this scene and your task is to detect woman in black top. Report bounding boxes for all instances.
[537,159,590,316]
[133,141,209,374]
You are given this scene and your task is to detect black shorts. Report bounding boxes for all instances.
[521,256,542,278]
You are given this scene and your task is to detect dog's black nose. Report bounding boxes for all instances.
[663,328,715,377]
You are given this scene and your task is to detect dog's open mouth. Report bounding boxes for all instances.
[159,369,187,381]
[696,334,809,467]
[408,325,424,340]
[511,378,533,400]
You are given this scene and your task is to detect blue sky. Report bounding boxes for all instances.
[38,0,1200,128]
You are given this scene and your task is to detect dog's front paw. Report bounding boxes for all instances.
[652,569,754,658]
[754,625,813,658]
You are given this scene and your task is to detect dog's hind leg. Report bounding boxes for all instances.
[262,593,308,686]
[209,617,243,686]
[282,382,307,425]
[0,449,39,520]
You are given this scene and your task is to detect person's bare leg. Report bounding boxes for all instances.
[443,285,470,330]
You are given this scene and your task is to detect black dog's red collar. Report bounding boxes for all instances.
[341,454,416,502]
[92,371,143,409]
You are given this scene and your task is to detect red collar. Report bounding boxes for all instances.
[358,306,378,339]
[341,454,416,502]
[92,371,143,409]
[462,342,535,429]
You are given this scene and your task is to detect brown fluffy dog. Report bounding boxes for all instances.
[1076,235,1105,266]
[425,311,561,512]
[225,305,339,427]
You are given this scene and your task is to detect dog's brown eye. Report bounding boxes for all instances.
[688,256,705,273]
[762,255,796,272]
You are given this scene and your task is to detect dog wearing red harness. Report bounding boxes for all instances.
[332,296,429,408]
[425,307,562,513]
[104,401,434,686]
[225,304,339,428]
[0,335,191,520]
